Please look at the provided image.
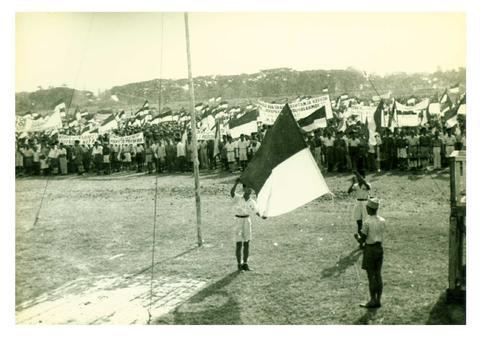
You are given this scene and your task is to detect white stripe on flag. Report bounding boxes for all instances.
[229,120,257,138]
[256,148,330,217]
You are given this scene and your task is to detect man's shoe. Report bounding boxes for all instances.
[242,263,252,271]
[359,301,378,308]
[237,264,243,271]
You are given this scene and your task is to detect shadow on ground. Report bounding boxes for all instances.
[155,271,241,324]
[426,292,466,324]
[354,307,380,325]
[320,248,363,279]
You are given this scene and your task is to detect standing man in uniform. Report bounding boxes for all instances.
[230,178,266,272]
[348,171,371,248]
[357,198,386,308]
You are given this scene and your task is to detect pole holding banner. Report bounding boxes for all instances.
[184,12,203,248]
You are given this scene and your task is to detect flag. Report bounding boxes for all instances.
[213,120,221,157]
[99,114,118,134]
[296,106,327,132]
[445,94,465,128]
[228,109,259,138]
[240,104,330,217]
[322,86,329,93]
[427,93,441,117]
[54,100,67,118]
[135,100,149,117]
[373,100,384,132]
[449,83,460,94]
[457,93,466,115]
[440,90,453,117]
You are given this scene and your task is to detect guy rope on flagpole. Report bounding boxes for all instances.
[32,177,50,228]
[147,175,159,324]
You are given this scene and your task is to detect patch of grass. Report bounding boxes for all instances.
[15,170,461,324]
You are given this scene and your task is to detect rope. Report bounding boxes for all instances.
[67,13,95,112]
[147,175,159,324]
[32,176,50,227]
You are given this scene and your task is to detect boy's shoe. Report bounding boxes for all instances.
[242,263,252,271]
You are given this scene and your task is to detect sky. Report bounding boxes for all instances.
[16,12,466,93]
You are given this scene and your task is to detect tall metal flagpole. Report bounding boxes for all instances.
[184,12,203,247]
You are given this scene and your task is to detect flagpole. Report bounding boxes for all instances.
[184,12,203,247]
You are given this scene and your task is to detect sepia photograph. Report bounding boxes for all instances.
[3,1,478,333]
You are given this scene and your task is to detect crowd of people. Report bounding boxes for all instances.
[15,103,467,179]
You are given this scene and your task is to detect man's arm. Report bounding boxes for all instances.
[355,171,371,190]
[347,179,356,194]
[231,178,241,198]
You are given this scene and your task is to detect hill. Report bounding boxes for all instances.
[15,67,466,116]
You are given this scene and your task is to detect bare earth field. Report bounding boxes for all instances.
[15,168,464,324]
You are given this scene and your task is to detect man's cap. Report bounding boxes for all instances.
[367,197,380,210]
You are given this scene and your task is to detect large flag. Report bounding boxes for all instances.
[228,109,258,138]
[240,104,331,217]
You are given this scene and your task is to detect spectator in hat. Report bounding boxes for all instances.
[357,197,386,309]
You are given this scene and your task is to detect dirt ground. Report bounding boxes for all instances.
[15,168,463,324]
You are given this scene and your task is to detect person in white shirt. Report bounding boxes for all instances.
[358,198,386,309]
[230,178,266,271]
[349,171,371,248]
[237,134,250,171]
[92,142,103,175]
[176,139,186,172]
[225,136,236,172]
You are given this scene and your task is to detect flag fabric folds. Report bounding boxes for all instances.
[240,104,331,217]
[228,109,259,138]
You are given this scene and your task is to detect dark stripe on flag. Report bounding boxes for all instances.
[240,104,307,195]
[297,106,326,128]
[228,110,259,129]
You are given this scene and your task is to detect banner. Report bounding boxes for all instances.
[16,111,63,133]
[258,95,333,125]
[394,99,429,113]
[58,134,99,146]
[197,130,215,141]
[345,105,376,123]
[109,132,145,146]
[396,114,422,127]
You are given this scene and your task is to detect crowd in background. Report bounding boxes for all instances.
[15,117,466,178]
